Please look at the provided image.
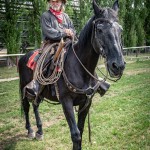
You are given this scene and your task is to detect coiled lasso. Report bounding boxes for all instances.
[33,43,65,85]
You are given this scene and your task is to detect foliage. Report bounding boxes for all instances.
[0,0,150,53]
[68,0,149,47]
[144,0,150,45]
[25,0,46,49]
[0,0,46,53]
[1,0,25,54]
[77,0,92,32]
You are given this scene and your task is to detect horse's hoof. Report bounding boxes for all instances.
[28,131,35,139]
[36,132,44,140]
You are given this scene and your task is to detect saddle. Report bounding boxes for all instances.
[25,38,110,103]
[24,39,71,101]
[27,50,40,70]
[27,38,67,71]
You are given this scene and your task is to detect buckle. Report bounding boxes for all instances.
[85,86,94,98]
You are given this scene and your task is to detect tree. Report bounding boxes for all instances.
[144,0,150,45]
[0,0,46,53]
[0,0,149,54]
[1,0,26,54]
[26,0,46,49]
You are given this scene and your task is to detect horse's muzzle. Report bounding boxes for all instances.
[108,61,125,78]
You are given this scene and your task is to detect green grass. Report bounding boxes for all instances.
[0,60,150,150]
[0,66,18,79]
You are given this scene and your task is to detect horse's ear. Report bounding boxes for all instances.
[93,0,102,16]
[112,0,119,13]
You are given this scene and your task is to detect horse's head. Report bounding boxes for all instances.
[91,0,125,78]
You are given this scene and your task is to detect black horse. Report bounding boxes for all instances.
[18,0,125,149]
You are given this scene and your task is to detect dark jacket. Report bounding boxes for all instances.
[41,10,75,41]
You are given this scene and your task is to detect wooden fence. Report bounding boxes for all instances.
[123,46,150,57]
[0,46,150,67]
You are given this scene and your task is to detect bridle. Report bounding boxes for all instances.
[91,18,123,82]
[63,18,123,99]
[91,18,113,57]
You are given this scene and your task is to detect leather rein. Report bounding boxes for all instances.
[62,18,122,98]
[92,18,123,82]
[62,39,102,99]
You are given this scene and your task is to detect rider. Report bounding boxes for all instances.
[41,0,75,45]
[25,0,75,99]
[25,0,110,101]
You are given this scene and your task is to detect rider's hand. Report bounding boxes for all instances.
[64,29,74,38]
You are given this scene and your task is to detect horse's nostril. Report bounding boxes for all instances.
[112,62,118,69]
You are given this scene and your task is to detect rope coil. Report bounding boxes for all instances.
[34,43,65,85]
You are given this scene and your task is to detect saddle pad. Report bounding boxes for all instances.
[27,50,40,70]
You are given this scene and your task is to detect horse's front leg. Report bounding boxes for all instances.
[32,100,43,140]
[77,100,92,146]
[61,98,81,150]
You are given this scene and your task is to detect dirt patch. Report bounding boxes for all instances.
[0,77,19,82]
[125,68,150,76]
[43,115,64,128]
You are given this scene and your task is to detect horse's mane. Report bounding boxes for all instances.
[78,16,95,49]
[77,7,118,50]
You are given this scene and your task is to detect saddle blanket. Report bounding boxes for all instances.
[26,39,71,71]
[27,50,40,70]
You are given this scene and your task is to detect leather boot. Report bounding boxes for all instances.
[97,79,110,97]
[24,79,41,100]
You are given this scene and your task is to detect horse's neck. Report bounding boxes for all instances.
[75,17,99,74]
[64,17,99,87]
[75,41,99,74]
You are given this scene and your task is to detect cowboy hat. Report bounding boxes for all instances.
[47,0,66,4]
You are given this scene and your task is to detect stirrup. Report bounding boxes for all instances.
[97,81,110,97]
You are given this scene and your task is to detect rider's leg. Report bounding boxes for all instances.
[24,80,44,103]
[24,42,52,101]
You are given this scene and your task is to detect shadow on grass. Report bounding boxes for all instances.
[0,133,27,150]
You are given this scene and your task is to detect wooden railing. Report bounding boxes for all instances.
[0,46,150,66]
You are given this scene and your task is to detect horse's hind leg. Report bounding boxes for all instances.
[22,98,35,139]
[32,100,43,140]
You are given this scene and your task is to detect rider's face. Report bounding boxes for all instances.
[50,0,62,11]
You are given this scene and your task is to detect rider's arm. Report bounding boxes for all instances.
[64,13,76,36]
[41,12,67,41]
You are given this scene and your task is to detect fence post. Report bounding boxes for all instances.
[136,49,138,57]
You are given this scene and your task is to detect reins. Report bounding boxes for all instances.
[70,38,122,84]
[69,19,122,142]
[91,18,122,82]
[71,39,106,83]
[96,66,122,82]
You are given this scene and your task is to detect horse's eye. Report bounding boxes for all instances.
[97,24,104,32]
[97,24,104,29]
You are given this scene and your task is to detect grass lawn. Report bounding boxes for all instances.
[0,60,150,150]
[0,66,18,79]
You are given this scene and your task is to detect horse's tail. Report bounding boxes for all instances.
[19,80,24,118]
[18,60,24,119]
[18,52,34,119]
